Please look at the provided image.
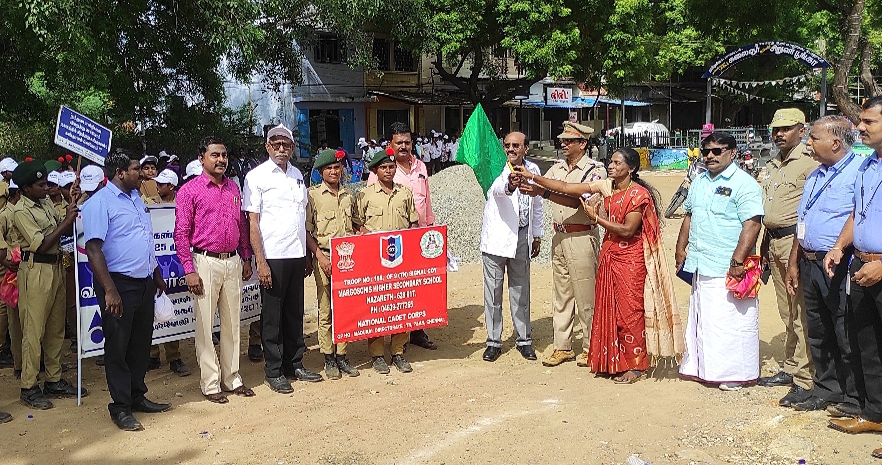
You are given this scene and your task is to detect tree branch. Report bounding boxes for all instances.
[831,0,864,121]
[860,37,881,97]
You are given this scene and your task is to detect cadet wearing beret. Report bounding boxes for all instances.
[305,149,360,380]
[354,150,419,374]
[13,161,83,409]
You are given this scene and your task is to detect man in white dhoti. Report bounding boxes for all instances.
[675,131,764,390]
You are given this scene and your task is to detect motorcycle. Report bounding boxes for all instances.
[664,156,707,218]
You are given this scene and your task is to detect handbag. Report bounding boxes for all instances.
[0,247,21,308]
[725,255,762,299]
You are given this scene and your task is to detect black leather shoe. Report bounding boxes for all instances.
[265,375,294,394]
[828,402,862,419]
[517,345,537,360]
[147,357,161,371]
[0,411,12,423]
[95,355,104,366]
[293,368,323,383]
[0,351,13,368]
[409,330,437,350]
[758,371,793,387]
[336,355,360,377]
[21,386,53,410]
[44,379,87,398]
[779,384,812,407]
[169,359,190,377]
[793,396,832,411]
[132,398,172,413]
[372,356,390,374]
[482,346,501,362]
[391,354,413,373]
[248,344,264,362]
[111,411,143,431]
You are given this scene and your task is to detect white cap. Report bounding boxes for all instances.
[57,171,76,187]
[357,137,368,148]
[47,171,61,185]
[168,154,178,162]
[381,141,388,147]
[140,155,158,166]
[155,169,179,186]
[158,150,169,159]
[443,135,449,140]
[8,180,17,189]
[80,165,105,191]
[0,158,18,173]
[370,139,377,144]
[266,124,293,142]
[184,160,203,180]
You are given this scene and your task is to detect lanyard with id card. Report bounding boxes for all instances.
[798,154,855,242]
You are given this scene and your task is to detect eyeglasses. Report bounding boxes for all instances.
[268,142,293,151]
[559,139,584,145]
[700,147,730,156]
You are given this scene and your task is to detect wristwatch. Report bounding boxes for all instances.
[730,258,744,267]
[542,189,551,199]
[533,237,541,243]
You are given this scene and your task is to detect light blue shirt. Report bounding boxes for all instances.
[683,162,765,277]
[82,181,157,278]
[854,152,882,253]
[797,151,861,252]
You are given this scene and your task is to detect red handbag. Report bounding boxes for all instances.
[725,255,762,299]
[0,247,21,308]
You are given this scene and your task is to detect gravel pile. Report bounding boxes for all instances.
[429,164,556,264]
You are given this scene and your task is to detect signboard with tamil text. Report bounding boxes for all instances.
[54,105,113,166]
[330,225,448,343]
[545,87,573,106]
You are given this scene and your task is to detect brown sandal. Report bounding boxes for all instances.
[229,386,255,397]
[204,392,229,404]
[612,370,645,384]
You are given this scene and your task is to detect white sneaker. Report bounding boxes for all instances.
[719,382,743,391]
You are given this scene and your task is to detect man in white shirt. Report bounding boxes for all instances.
[243,125,322,394]
[480,132,542,362]
[421,137,433,165]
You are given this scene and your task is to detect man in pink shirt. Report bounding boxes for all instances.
[175,136,255,404]
[367,122,438,350]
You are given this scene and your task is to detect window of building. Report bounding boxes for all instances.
[394,43,415,72]
[373,38,391,71]
[314,34,346,64]
[376,109,410,139]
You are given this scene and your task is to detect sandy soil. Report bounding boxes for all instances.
[1,172,878,465]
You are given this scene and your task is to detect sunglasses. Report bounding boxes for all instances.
[700,147,730,156]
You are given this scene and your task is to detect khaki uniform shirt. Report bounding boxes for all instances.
[51,197,68,219]
[0,204,23,258]
[13,196,62,254]
[354,182,419,232]
[306,182,356,251]
[0,180,9,211]
[139,179,160,204]
[544,153,608,226]
[762,143,818,229]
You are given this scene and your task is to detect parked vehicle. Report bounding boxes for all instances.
[664,156,707,218]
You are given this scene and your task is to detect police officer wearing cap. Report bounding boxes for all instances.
[306,149,360,380]
[758,108,818,406]
[355,149,419,374]
[13,160,83,409]
[783,116,862,415]
[519,121,607,367]
[825,98,882,454]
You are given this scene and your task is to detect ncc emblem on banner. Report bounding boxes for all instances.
[380,235,403,268]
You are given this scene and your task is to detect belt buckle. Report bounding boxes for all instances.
[219,252,231,259]
[554,223,566,233]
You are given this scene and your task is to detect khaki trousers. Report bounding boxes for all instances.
[314,257,347,355]
[192,254,243,395]
[19,260,65,388]
[150,340,181,362]
[8,303,21,370]
[0,300,7,350]
[249,320,261,346]
[769,235,814,389]
[551,230,599,352]
[369,333,409,357]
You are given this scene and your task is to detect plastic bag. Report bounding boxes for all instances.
[154,292,174,323]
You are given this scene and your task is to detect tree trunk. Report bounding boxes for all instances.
[859,37,881,97]
[831,0,865,121]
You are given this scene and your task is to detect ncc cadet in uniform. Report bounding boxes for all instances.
[518,121,607,367]
[306,149,361,380]
[758,108,818,408]
[0,157,17,210]
[0,158,16,369]
[0,180,21,423]
[354,150,419,374]
[13,161,84,409]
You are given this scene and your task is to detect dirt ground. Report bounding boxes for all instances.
[2,172,879,465]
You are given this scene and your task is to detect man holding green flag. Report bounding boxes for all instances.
[457,104,508,198]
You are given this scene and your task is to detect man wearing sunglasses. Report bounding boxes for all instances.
[757,108,818,407]
[676,131,764,391]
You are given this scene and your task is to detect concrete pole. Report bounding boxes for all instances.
[705,78,712,124]
[820,68,828,117]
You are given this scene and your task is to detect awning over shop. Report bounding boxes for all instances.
[506,96,651,108]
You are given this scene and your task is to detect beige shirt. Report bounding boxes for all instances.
[762,143,818,229]
[306,182,356,250]
[0,204,23,251]
[544,154,608,225]
[354,182,419,232]
[13,196,62,254]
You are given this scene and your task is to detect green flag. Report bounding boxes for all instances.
[456,103,507,198]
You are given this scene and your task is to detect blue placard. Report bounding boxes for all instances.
[54,105,113,166]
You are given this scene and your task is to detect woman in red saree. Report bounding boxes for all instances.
[514,148,682,383]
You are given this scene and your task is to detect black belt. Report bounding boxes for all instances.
[767,225,797,239]
[192,247,238,259]
[22,251,60,264]
[802,250,827,261]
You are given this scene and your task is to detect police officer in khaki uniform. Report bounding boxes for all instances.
[354,150,419,374]
[0,181,23,380]
[520,122,607,367]
[13,161,85,409]
[306,149,361,380]
[758,108,819,407]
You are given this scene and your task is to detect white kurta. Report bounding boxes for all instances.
[679,273,759,383]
